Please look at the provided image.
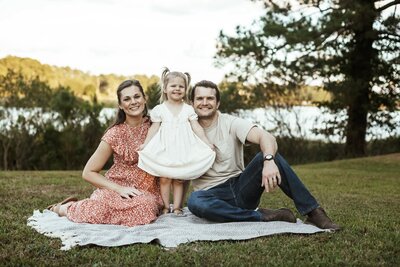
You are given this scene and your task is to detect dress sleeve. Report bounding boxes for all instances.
[150,104,162,123]
[101,126,117,151]
[186,104,198,121]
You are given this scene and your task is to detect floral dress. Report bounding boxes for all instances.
[67,119,162,227]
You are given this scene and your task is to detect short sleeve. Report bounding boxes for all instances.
[150,105,162,123]
[230,116,256,144]
[101,126,118,150]
[186,104,198,121]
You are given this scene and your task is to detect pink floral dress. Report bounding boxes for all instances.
[67,119,162,227]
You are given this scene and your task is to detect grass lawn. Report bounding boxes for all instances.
[1,153,399,266]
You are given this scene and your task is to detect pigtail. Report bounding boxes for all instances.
[184,72,191,102]
[160,67,170,103]
[184,72,191,88]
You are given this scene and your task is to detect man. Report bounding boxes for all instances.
[187,80,340,230]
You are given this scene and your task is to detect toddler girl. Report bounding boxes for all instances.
[138,68,215,215]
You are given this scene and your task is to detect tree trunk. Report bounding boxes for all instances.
[345,94,368,157]
[344,0,377,157]
[2,140,10,170]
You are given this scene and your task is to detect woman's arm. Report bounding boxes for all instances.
[139,122,161,149]
[82,141,142,198]
[190,120,214,149]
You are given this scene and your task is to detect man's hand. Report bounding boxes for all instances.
[208,143,216,151]
[261,161,281,192]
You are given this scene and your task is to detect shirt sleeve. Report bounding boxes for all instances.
[186,104,198,121]
[150,104,162,123]
[230,116,256,144]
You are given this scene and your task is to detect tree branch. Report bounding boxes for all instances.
[376,0,400,12]
[377,30,400,40]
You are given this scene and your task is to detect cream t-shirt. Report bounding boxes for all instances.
[192,112,256,191]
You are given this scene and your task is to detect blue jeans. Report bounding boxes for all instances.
[187,152,319,222]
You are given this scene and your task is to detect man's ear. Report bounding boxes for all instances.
[216,101,220,109]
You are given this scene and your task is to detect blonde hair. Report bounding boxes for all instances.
[159,67,191,103]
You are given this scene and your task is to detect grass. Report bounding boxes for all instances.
[1,153,399,266]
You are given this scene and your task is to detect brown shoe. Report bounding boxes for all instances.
[305,207,341,230]
[258,208,296,223]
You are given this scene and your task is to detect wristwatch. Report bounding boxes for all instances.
[263,154,274,161]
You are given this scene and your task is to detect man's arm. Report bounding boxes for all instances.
[246,127,280,193]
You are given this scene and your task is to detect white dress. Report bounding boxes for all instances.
[138,103,216,180]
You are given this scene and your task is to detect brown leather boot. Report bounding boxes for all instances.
[305,207,341,230]
[258,208,296,223]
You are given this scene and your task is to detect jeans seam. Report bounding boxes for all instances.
[230,179,239,207]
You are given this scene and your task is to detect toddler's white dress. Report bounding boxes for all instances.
[138,103,216,180]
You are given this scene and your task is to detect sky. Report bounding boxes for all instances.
[0,0,264,83]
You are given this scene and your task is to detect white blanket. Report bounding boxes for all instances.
[27,208,329,250]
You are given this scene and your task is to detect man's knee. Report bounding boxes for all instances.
[187,191,201,209]
[188,191,207,216]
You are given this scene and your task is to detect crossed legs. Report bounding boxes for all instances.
[188,152,319,222]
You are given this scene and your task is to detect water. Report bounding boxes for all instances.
[101,106,400,142]
[2,106,399,142]
[241,107,400,142]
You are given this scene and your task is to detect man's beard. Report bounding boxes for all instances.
[197,110,217,120]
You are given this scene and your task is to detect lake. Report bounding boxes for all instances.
[2,106,399,142]
[101,106,400,143]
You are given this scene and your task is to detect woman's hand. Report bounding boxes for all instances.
[116,186,143,199]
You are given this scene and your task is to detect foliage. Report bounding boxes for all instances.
[1,154,399,266]
[218,81,252,113]
[134,74,160,96]
[0,56,159,105]
[0,69,52,108]
[0,70,110,170]
[215,0,400,157]
[146,82,161,109]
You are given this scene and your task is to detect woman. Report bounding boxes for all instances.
[47,80,162,227]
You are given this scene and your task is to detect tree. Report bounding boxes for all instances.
[218,81,252,113]
[146,82,161,109]
[215,0,400,156]
[0,69,108,170]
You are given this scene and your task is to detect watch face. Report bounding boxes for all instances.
[264,154,274,160]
